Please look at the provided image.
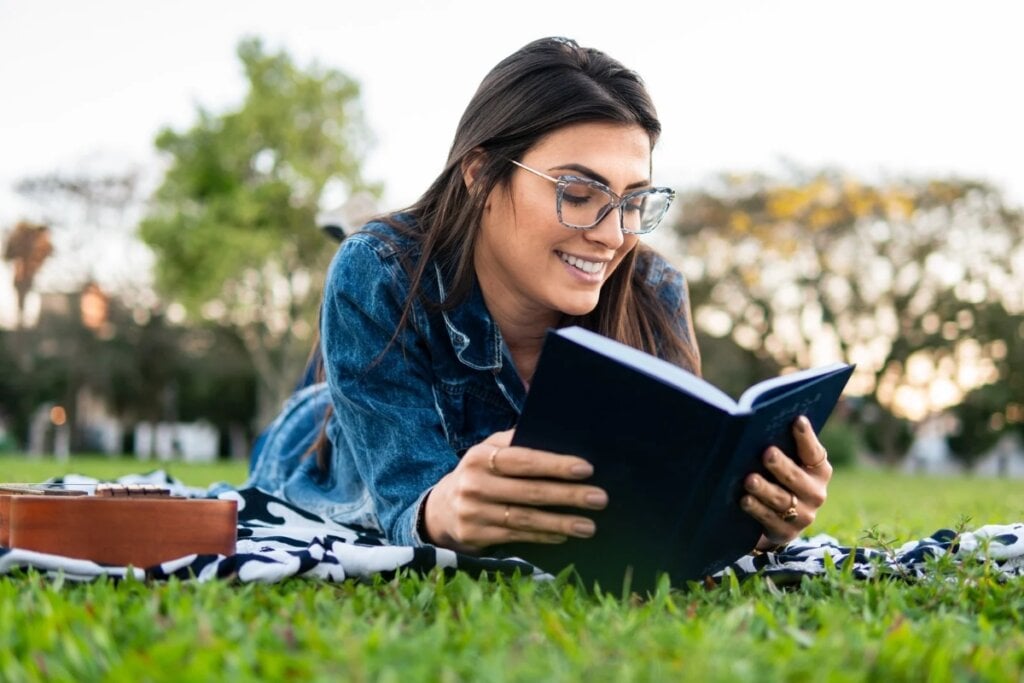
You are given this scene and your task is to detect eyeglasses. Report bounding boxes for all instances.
[510,159,675,235]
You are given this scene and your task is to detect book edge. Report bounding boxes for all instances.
[557,326,739,414]
[736,361,852,411]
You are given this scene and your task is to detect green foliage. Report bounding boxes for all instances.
[947,306,1024,462]
[139,37,376,421]
[0,292,259,451]
[1,462,1022,680]
[142,37,370,310]
[0,330,59,446]
[948,383,1012,464]
[818,418,860,469]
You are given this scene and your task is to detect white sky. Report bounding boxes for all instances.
[1,0,1023,326]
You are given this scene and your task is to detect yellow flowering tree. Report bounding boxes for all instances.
[671,170,1024,461]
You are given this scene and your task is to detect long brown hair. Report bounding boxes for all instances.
[313,37,699,468]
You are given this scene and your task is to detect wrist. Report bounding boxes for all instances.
[419,484,465,552]
[415,490,435,545]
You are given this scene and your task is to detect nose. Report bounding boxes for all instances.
[583,206,626,249]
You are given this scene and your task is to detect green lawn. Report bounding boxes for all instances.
[0,454,250,490]
[2,457,1023,681]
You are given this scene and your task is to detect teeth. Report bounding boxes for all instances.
[560,253,603,274]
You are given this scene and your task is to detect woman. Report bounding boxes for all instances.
[248,37,830,558]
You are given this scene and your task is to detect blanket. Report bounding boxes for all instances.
[2,472,1022,586]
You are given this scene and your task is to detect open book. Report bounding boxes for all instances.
[505,326,854,592]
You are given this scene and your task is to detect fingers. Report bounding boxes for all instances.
[481,429,515,449]
[743,470,797,514]
[461,439,606,510]
[742,417,833,543]
[467,440,594,481]
[742,469,806,544]
[740,489,810,543]
[445,500,597,549]
[473,503,597,546]
[749,449,827,515]
[793,416,831,479]
[430,434,607,551]
[754,448,821,508]
[464,472,607,511]
[755,418,831,505]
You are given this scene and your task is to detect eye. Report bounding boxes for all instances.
[623,196,645,214]
[561,180,606,206]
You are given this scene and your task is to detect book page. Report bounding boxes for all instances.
[557,327,740,413]
[736,362,850,411]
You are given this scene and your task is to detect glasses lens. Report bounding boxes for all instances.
[556,179,673,234]
[558,180,615,229]
[623,191,672,234]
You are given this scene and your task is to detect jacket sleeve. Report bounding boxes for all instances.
[319,234,456,546]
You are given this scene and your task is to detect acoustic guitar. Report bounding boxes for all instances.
[0,483,238,567]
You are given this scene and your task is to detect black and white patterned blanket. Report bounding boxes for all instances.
[2,472,1022,586]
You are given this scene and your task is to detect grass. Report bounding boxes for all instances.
[0,454,250,489]
[2,456,1023,681]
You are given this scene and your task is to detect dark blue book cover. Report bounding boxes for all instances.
[505,326,854,592]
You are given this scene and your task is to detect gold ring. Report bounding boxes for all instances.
[804,452,828,470]
[488,447,502,476]
[503,504,511,527]
[781,493,798,522]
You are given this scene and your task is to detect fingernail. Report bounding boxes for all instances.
[765,449,777,464]
[746,476,760,492]
[797,416,810,432]
[572,520,596,537]
[585,491,608,508]
[571,463,594,478]
[740,496,753,511]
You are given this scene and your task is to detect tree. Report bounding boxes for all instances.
[12,170,145,295]
[670,170,1024,460]
[2,221,53,330]
[139,38,376,425]
[947,304,1024,463]
[0,280,261,454]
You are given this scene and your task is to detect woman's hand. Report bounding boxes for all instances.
[740,416,831,551]
[422,429,608,554]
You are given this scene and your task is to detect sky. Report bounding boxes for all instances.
[1,0,1023,326]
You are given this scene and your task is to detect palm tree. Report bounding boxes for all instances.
[3,221,53,329]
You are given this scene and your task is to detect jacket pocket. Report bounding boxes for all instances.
[433,378,515,455]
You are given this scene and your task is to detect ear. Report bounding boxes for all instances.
[460,148,487,190]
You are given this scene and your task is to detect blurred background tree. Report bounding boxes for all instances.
[139,37,377,425]
[670,170,1024,463]
[0,282,258,455]
[947,304,1024,464]
[12,169,144,294]
[2,221,53,332]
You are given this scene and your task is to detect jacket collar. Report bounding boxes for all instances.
[434,264,504,371]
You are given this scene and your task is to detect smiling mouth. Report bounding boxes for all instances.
[558,251,605,275]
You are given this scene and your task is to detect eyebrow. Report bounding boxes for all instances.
[548,163,651,191]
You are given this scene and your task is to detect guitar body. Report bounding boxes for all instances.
[0,486,238,567]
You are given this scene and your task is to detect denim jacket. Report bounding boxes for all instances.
[247,216,696,547]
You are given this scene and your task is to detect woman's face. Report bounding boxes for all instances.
[473,121,652,326]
